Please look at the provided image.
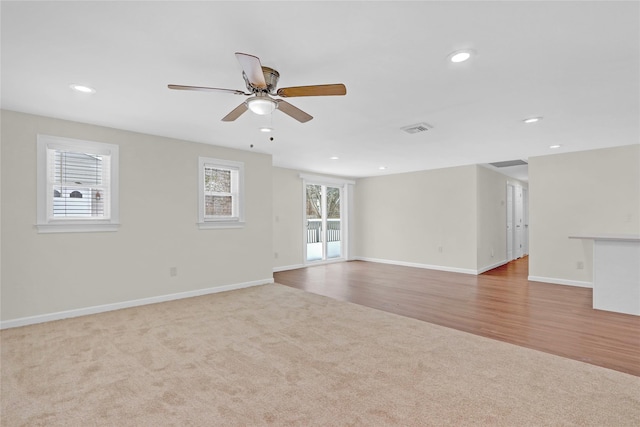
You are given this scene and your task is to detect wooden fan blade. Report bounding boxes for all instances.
[276,84,346,98]
[235,52,267,89]
[221,103,249,122]
[168,84,248,95]
[276,100,313,123]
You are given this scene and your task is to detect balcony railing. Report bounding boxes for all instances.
[307,219,341,243]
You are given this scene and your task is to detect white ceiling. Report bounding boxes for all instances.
[2,1,638,180]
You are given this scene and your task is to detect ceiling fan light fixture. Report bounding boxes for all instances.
[247,97,276,115]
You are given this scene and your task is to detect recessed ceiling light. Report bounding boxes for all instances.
[378,166,387,170]
[69,84,96,94]
[330,156,339,160]
[549,144,561,149]
[523,117,542,124]
[449,49,474,63]
[259,127,272,133]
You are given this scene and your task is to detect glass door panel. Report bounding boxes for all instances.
[305,184,343,262]
[326,186,341,259]
[306,184,323,261]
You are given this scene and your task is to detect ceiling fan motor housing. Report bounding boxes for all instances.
[243,66,280,93]
[262,67,280,93]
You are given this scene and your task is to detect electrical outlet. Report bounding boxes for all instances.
[438,246,443,253]
[170,267,177,277]
[576,261,584,270]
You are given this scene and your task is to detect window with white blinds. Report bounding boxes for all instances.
[50,150,110,218]
[37,135,119,233]
[198,157,245,229]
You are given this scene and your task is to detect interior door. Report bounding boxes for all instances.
[506,184,514,261]
[514,185,524,258]
[522,187,529,255]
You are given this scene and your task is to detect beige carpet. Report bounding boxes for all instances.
[1,284,639,426]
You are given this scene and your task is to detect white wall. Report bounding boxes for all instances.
[476,166,508,271]
[272,167,305,270]
[0,112,3,312]
[1,110,273,323]
[354,165,478,273]
[528,144,640,286]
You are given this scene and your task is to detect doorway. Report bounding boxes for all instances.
[305,183,343,262]
[507,183,528,261]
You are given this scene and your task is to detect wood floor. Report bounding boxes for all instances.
[274,257,640,377]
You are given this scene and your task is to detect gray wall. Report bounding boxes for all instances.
[529,144,640,286]
[1,110,273,322]
[3,109,638,324]
[272,167,305,270]
[353,164,527,274]
[273,163,528,275]
[354,165,479,272]
[275,146,639,282]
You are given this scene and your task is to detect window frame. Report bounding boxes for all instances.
[36,134,120,233]
[197,157,245,229]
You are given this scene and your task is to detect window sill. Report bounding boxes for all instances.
[197,221,245,230]
[36,223,120,233]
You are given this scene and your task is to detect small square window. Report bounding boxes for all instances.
[198,157,244,229]
[37,135,119,233]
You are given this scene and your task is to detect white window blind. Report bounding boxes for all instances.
[48,149,111,219]
[37,135,119,233]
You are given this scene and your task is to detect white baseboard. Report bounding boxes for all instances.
[355,257,477,275]
[528,275,592,288]
[279,258,509,276]
[0,278,274,330]
[273,264,305,273]
[477,260,509,274]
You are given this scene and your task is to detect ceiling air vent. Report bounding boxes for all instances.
[489,159,528,168]
[401,122,432,134]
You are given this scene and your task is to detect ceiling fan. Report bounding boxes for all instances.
[168,52,346,123]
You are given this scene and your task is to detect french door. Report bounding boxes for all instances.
[305,183,343,262]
